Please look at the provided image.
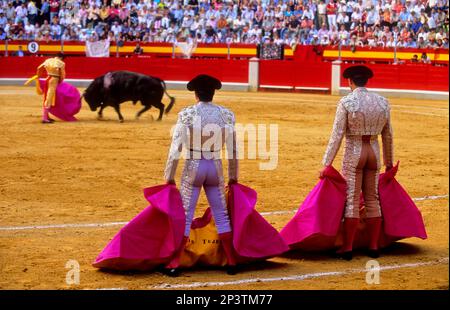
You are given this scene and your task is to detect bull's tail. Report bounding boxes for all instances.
[161,80,175,114]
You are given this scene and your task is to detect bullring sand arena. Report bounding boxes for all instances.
[0,86,448,290]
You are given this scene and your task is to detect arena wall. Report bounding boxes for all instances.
[0,56,447,99]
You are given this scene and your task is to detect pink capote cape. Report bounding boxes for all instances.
[228,183,289,261]
[93,183,288,271]
[281,163,427,251]
[376,162,428,242]
[280,166,347,250]
[39,79,81,121]
[92,184,186,271]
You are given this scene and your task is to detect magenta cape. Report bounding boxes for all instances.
[93,183,288,271]
[280,163,427,251]
[92,184,186,271]
[280,166,347,250]
[39,79,81,121]
[377,163,428,241]
[228,183,289,261]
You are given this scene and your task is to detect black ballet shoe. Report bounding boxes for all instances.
[367,249,380,259]
[41,120,53,124]
[226,265,238,275]
[336,251,353,261]
[48,117,55,122]
[328,250,340,258]
[161,268,181,277]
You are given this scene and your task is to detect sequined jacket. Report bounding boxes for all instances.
[322,87,394,167]
[37,57,66,80]
[164,101,238,182]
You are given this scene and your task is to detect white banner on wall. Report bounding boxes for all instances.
[176,42,197,59]
[85,40,110,57]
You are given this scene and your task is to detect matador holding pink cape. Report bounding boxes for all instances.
[280,65,426,259]
[25,52,81,123]
[92,74,288,275]
[321,65,393,260]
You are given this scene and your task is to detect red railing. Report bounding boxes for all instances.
[259,60,332,89]
[0,56,448,92]
[340,62,449,92]
[0,57,249,83]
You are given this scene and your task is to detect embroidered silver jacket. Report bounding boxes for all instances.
[164,101,238,182]
[322,87,394,217]
[322,87,394,168]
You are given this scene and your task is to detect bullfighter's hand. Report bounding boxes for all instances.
[319,166,328,179]
[228,179,237,185]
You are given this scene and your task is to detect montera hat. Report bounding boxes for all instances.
[187,74,222,92]
[343,65,374,80]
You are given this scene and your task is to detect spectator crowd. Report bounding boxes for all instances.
[0,0,448,49]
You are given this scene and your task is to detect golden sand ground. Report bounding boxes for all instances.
[0,86,448,290]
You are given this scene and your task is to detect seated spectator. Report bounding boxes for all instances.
[0,27,7,40]
[14,45,24,57]
[421,52,431,63]
[133,42,144,55]
[0,0,446,51]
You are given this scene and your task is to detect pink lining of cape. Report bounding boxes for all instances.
[93,183,288,271]
[280,163,427,251]
[39,79,81,122]
[92,184,185,271]
[228,183,289,260]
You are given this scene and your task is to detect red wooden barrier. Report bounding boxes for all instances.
[259,60,331,89]
[0,57,249,83]
[1,56,448,92]
[340,63,449,91]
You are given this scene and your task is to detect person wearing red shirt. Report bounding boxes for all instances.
[393,0,404,14]
[326,0,338,29]
[49,0,59,22]
[108,4,121,24]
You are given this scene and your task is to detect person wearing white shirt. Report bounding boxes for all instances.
[161,14,171,28]
[435,28,447,41]
[413,3,425,16]
[302,6,314,21]
[346,0,356,16]
[386,37,395,48]
[205,6,218,20]
[337,11,349,27]
[232,15,245,34]
[381,0,392,11]
[338,25,349,42]
[111,21,122,36]
[317,0,327,27]
[0,12,7,28]
[427,14,437,30]
[320,34,330,45]
[15,4,27,24]
[338,1,347,14]
[366,7,379,27]
[50,23,62,40]
[367,35,377,47]
[242,7,254,23]
[182,14,193,29]
[27,1,38,24]
[24,21,35,39]
[351,7,362,29]
[190,16,200,35]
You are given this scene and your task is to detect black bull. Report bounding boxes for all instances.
[82,71,175,122]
